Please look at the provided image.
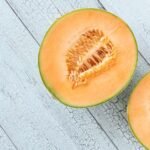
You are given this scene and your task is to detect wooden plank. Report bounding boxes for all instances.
[0,1,117,150]
[5,0,149,149]
[98,0,150,64]
[0,126,16,150]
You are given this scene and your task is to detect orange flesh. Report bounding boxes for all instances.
[39,9,137,107]
[128,73,150,149]
[66,29,116,88]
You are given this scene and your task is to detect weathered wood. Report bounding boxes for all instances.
[3,0,149,149]
[0,0,117,150]
[0,126,16,150]
[98,0,150,64]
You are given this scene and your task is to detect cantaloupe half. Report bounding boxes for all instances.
[38,9,138,107]
[128,73,150,149]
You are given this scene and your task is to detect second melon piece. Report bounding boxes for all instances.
[128,73,150,149]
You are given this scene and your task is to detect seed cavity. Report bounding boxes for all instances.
[66,29,116,88]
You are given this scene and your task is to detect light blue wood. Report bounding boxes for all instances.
[0,127,16,150]
[0,0,150,149]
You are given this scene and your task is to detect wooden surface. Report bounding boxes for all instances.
[0,0,149,149]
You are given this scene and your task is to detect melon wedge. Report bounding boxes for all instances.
[128,73,150,149]
[38,8,138,107]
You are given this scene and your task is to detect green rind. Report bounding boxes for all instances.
[127,72,150,150]
[38,8,138,108]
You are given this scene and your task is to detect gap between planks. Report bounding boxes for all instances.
[4,0,149,149]
[0,125,18,150]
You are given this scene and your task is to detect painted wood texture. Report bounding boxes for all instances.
[0,0,150,149]
[0,127,16,150]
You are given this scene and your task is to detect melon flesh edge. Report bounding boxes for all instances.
[39,9,138,107]
[128,73,150,149]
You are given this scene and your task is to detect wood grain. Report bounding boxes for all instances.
[0,0,117,150]
[5,0,148,149]
[1,0,150,149]
[0,126,16,150]
[98,0,150,64]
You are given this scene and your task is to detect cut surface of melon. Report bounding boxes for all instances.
[128,73,150,149]
[39,9,138,107]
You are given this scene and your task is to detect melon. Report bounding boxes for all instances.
[38,8,138,107]
[128,73,150,149]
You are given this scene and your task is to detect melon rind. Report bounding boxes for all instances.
[38,8,138,108]
[127,72,150,150]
